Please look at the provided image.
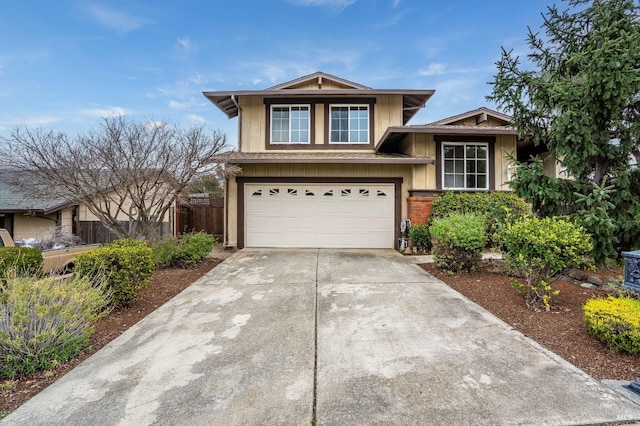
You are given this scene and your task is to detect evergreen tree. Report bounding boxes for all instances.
[488,0,640,265]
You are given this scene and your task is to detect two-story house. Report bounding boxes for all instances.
[204,72,522,250]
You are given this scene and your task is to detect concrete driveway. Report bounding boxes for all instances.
[3,249,640,425]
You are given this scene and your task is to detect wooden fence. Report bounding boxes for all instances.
[77,221,170,244]
[177,195,224,240]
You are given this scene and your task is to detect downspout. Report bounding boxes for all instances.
[231,95,242,151]
[224,176,229,247]
[227,94,241,248]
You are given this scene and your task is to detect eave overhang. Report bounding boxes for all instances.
[203,89,435,125]
[218,152,434,165]
[376,125,518,153]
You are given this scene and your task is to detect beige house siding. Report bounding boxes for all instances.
[397,133,516,191]
[239,94,404,153]
[76,190,172,224]
[60,207,73,234]
[541,152,563,178]
[494,134,517,190]
[450,117,508,127]
[12,206,74,241]
[225,163,412,247]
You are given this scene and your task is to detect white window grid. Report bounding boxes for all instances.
[442,142,489,190]
[271,105,310,144]
[329,105,369,144]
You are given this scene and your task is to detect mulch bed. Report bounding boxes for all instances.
[0,258,221,416]
[420,260,639,381]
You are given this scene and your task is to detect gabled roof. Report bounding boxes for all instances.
[203,72,435,125]
[428,107,512,126]
[266,71,371,90]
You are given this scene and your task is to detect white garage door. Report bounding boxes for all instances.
[245,183,395,248]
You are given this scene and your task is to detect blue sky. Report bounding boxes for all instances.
[0,0,559,147]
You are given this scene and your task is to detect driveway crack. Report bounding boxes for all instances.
[312,248,319,425]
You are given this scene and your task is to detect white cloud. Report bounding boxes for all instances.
[176,36,198,52]
[392,0,401,6]
[145,120,168,129]
[23,116,60,126]
[419,63,447,76]
[286,0,356,9]
[252,78,263,86]
[152,73,222,99]
[169,100,190,109]
[186,114,206,124]
[85,4,151,33]
[80,106,129,118]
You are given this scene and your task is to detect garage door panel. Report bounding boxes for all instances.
[245,183,395,248]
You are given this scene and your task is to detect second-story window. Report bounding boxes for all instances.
[271,105,310,144]
[330,105,369,144]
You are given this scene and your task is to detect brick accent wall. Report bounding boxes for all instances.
[407,196,438,226]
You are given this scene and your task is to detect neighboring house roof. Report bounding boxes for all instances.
[428,107,512,126]
[0,171,70,214]
[203,71,435,125]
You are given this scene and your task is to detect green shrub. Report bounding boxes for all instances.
[151,232,215,268]
[430,214,487,273]
[583,296,640,354]
[0,275,109,378]
[498,216,592,310]
[0,247,43,281]
[75,239,154,307]
[409,224,431,254]
[431,192,529,244]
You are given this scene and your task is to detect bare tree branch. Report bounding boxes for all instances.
[1,116,230,241]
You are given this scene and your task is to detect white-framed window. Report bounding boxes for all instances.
[330,105,369,143]
[442,142,489,190]
[271,105,310,144]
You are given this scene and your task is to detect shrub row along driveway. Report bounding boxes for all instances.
[3,249,640,425]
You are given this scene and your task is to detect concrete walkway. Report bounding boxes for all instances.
[3,249,640,425]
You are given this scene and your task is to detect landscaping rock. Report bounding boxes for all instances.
[581,283,596,289]
[567,268,589,281]
[587,275,604,286]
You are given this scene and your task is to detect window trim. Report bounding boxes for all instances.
[269,104,311,145]
[264,97,375,150]
[435,136,495,191]
[328,104,370,144]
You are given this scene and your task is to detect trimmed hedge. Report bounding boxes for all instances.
[151,232,215,268]
[431,192,529,243]
[0,247,43,280]
[0,275,108,378]
[583,296,640,354]
[430,214,487,273]
[75,239,154,307]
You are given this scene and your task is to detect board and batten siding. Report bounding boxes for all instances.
[225,163,412,247]
[400,133,516,191]
[238,94,404,153]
